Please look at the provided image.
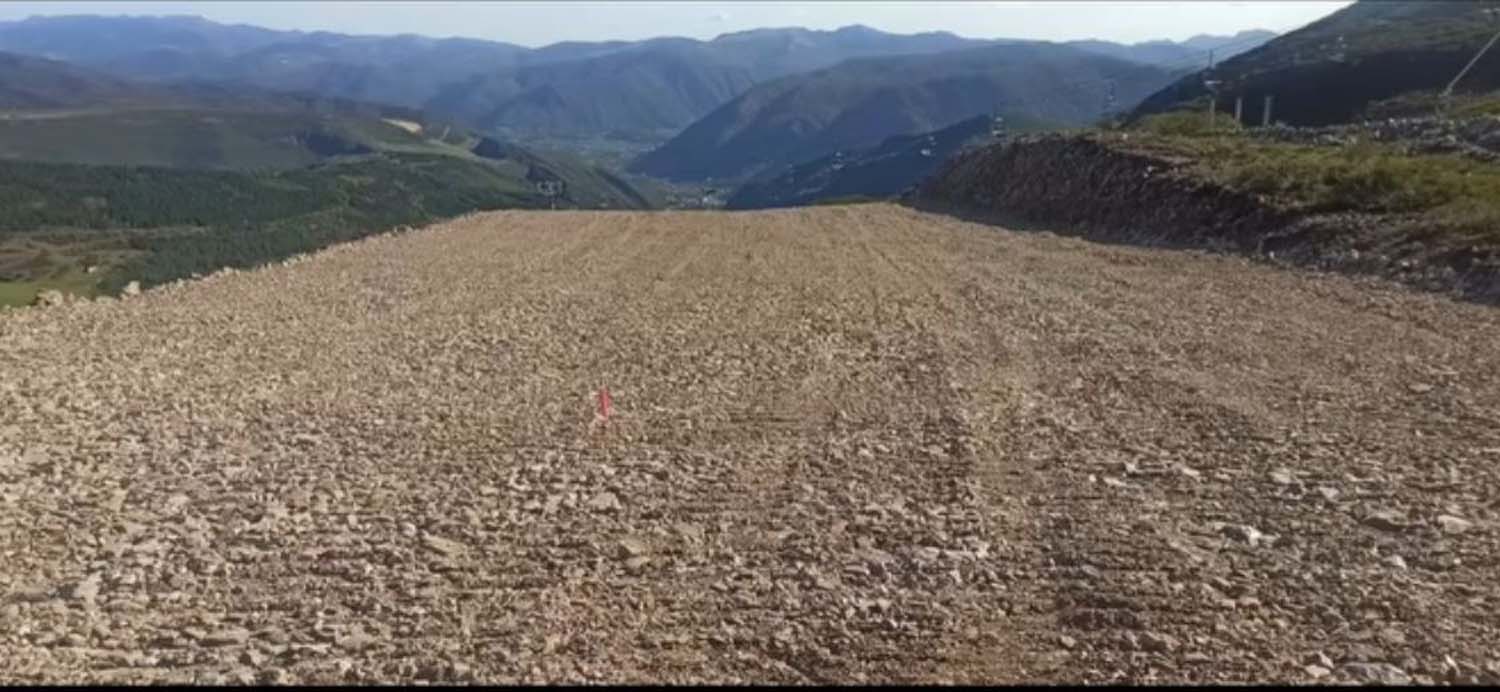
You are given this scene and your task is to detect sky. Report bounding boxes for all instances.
[0,1,1353,47]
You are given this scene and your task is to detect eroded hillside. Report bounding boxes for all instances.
[914,127,1500,304]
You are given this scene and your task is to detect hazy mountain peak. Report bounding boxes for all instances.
[1188,28,1277,41]
[1180,28,1277,50]
[709,26,806,42]
[833,24,884,35]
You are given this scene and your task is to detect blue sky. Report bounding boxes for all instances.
[0,2,1353,46]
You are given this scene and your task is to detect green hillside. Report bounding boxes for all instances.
[0,140,656,307]
[1131,1,1500,125]
[0,153,545,306]
[0,109,469,170]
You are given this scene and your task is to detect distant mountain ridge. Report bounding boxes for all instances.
[0,14,1275,140]
[0,50,171,110]
[631,42,1184,182]
[0,16,991,138]
[0,48,434,119]
[1066,29,1276,69]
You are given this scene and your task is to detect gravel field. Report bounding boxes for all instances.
[2,204,1498,684]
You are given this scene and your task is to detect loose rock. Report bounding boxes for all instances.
[1436,515,1473,535]
[587,491,622,512]
[1344,662,1412,685]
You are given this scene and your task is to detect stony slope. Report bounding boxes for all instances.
[2,205,1498,684]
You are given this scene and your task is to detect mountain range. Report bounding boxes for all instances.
[0,49,655,212]
[631,42,1184,182]
[0,11,1316,209]
[1066,30,1276,70]
[0,15,1274,141]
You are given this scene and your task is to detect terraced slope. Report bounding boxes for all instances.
[1,205,1497,684]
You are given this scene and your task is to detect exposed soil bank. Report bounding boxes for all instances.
[910,134,1500,305]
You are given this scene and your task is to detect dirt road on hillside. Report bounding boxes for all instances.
[2,204,1498,684]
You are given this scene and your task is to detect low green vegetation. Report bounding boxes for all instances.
[1451,95,1500,119]
[1110,127,1500,247]
[0,271,104,304]
[1365,90,1500,120]
[0,153,546,306]
[1212,143,1494,218]
[113,154,547,292]
[0,228,148,304]
[1132,110,1246,137]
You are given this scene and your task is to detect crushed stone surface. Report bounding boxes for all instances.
[2,204,1498,683]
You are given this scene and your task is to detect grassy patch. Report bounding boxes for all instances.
[0,270,102,307]
[1452,95,1500,119]
[1134,110,1247,138]
[0,228,155,305]
[1214,143,1471,213]
[1106,129,1500,246]
[1363,89,1500,119]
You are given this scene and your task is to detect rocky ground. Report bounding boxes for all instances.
[2,204,1498,684]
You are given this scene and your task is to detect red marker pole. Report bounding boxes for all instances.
[597,387,614,422]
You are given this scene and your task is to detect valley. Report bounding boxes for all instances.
[0,15,1270,305]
